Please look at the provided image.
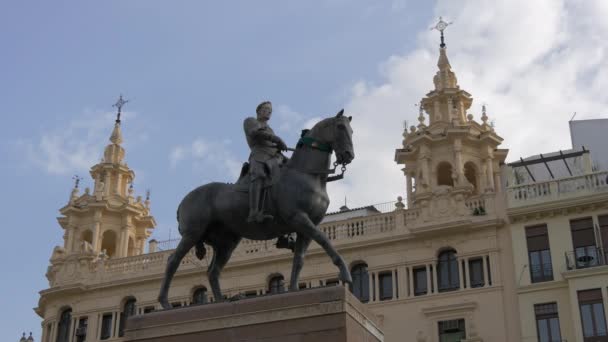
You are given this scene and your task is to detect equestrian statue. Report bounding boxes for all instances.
[158,102,355,309]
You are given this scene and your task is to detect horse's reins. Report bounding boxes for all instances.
[283,137,348,182]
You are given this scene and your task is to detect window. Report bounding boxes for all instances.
[100,313,113,340]
[75,317,88,342]
[437,162,454,187]
[438,318,466,342]
[378,272,393,301]
[350,263,369,303]
[578,289,608,341]
[598,215,608,264]
[244,290,257,298]
[526,225,553,282]
[171,302,182,308]
[143,306,155,314]
[413,267,427,296]
[119,298,136,337]
[192,287,208,305]
[438,249,460,292]
[55,308,72,342]
[468,258,485,288]
[534,303,562,342]
[571,217,600,268]
[268,275,284,294]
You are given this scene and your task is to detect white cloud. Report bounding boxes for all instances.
[169,138,242,180]
[328,0,608,210]
[17,111,139,175]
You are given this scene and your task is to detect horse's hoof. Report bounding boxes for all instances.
[158,296,171,310]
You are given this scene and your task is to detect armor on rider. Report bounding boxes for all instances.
[243,101,287,223]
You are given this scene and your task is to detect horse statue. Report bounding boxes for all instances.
[158,110,355,309]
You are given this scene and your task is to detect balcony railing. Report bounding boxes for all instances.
[565,246,608,270]
[507,170,608,208]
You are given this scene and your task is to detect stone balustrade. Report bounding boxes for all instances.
[506,170,608,208]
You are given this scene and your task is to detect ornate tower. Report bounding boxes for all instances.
[395,19,508,219]
[53,96,156,262]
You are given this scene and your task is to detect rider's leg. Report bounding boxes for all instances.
[247,179,260,223]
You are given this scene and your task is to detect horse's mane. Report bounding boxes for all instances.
[306,117,335,137]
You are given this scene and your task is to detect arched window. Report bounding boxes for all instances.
[119,297,136,337]
[192,287,208,305]
[437,162,454,187]
[56,308,72,342]
[464,162,478,193]
[268,275,285,294]
[350,263,369,303]
[437,249,460,292]
[101,230,117,258]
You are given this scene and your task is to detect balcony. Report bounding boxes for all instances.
[507,170,608,208]
[565,246,608,271]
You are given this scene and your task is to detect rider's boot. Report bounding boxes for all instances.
[248,179,274,223]
[255,185,274,223]
[247,179,260,223]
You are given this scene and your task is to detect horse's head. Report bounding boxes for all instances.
[306,109,354,165]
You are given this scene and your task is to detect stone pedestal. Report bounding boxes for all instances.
[125,286,383,342]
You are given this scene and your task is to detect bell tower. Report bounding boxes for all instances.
[55,96,156,260]
[395,18,508,216]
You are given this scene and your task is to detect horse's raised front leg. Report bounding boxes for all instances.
[289,234,311,291]
[158,236,196,309]
[289,213,352,285]
[208,236,241,302]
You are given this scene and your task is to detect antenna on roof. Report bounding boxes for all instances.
[570,112,577,121]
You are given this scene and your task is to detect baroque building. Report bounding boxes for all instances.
[35,36,608,342]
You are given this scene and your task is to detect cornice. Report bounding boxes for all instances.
[507,192,608,222]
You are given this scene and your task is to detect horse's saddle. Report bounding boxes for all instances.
[234,158,284,193]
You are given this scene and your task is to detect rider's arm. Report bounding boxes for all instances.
[244,118,282,143]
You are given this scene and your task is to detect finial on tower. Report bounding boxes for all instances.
[432,17,452,48]
[481,104,489,125]
[112,94,129,124]
[72,175,81,188]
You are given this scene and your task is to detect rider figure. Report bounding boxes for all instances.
[244,101,288,223]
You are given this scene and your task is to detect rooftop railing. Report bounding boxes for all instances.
[507,170,608,208]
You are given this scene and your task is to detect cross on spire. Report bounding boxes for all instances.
[112,94,129,123]
[431,17,452,48]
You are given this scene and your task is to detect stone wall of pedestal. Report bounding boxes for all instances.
[124,286,383,342]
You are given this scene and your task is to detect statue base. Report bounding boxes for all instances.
[125,286,383,342]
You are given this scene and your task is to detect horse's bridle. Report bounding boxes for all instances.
[290,136,348,182]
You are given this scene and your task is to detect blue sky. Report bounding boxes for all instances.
[2,0,608,338]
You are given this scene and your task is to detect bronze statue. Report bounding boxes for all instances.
[158,108,354,309]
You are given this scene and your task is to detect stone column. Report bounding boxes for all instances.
[486,158,495,191]
[483,255,490,286]
[64,225,74,252]
[494,172,502,193]
[454,139,464,185]
[118,228,129,258]
[92,211,102,252]
[425,264,432,295]
[104,172,111,197]
[114,173,122,195]
[406,172,413,208]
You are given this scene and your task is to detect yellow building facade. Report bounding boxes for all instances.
[36,40,608,342]
[505,150,608,342]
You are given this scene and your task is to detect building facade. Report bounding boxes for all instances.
[505,147,608,341]
[36,39,607,342]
